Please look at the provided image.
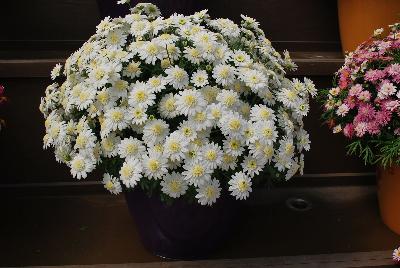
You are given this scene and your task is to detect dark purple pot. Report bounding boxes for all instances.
[97,0,198,19]
[125,188,241,259]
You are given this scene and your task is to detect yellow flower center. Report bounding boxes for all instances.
[205,150,217,161]
[184,95,196,106]
[169,141,180,152]
[111,110,123,122]
[192,165,205,177]
[229,119,241,130]
[229,139,240,150]
[247,160,257,170]
[148,159,160,171]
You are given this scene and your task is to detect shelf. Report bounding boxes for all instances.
[0,51,344,78]
[0,184,398,267]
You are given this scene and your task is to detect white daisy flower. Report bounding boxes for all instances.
[188,110,213,131]
[219,111,246,138]
[200,86,218,103]
[184,46,202,64]
[163,132,189,161]
[101,133,121,157]
[223,138,244,157]
[106,29,127,49]
[161,172,188,198]
[277,88,300,108]
[69,153,95,179]
[142,151,168,179]
[254,120,278,145]
[220,153,237,171]
[118,137,146,159]
[195,178,221,206]
[128,81,156,109]
[206,103,226,122]
[216,89,239,108]
[232,50,252,67]
[51,63,62,80]
[137,40,165,64]
[74,129,97,151]
[200,142,223,169]
[273,152,292,172]
[241,155,266,178]
[296,129,311,151]
[148,75,167,93]
[178,121,197,142]
[165,65,189,90]
[250,104,276,122]
[103,106,129,132]
[158,93,178,119]
[127,106,148,125]
[110,79,129,99]
[212,64,236,86]
[154,33,179,47]
[122,61,142,79]
[119,158,143,188]
[131,20,152,37]
[182,160,212,187]
[102,173,122,194]
[176,89,207,116]
[96,88,117,111]
[191,70,209,88]
[142,119,169,145]
[241,69,267,90]
[229,171,252,200]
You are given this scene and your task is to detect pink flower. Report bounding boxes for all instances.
[336,103,350,117]
[339,68,351,89]
[358,91,371,102]
[375,109,392,126]
[367,121,381,135]
[349,84,363,96]
[364,69,386,82]
[344,96,357,109]
[377,82,397,99]
[356,103,376,122]
[386,63,400,83]
[385,100,400,111]
[354,122,368,137]
[386,63,400,76]
[395,128,400,136]
[343,123,354,138]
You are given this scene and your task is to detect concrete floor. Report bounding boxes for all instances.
[0,185,399,267]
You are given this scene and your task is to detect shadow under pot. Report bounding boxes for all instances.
[124,188,242,260]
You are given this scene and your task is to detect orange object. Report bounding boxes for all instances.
[377,166,400,235]
[338,0,400,53]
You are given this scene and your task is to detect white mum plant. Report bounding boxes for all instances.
[40,2,316,205]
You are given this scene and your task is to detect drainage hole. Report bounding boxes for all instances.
[286,197,312,212]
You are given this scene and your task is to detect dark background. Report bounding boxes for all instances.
[0,0,373,184]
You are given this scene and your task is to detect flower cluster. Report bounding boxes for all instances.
[321,23,400,167]
[40,2,315,205]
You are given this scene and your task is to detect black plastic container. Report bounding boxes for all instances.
[125,188,240,260]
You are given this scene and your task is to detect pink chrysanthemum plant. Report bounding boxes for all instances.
[320,23,400,168]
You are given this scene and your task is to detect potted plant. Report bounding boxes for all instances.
[39,2,316,259]
[338,0,400,53]
[320,23,400,235]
